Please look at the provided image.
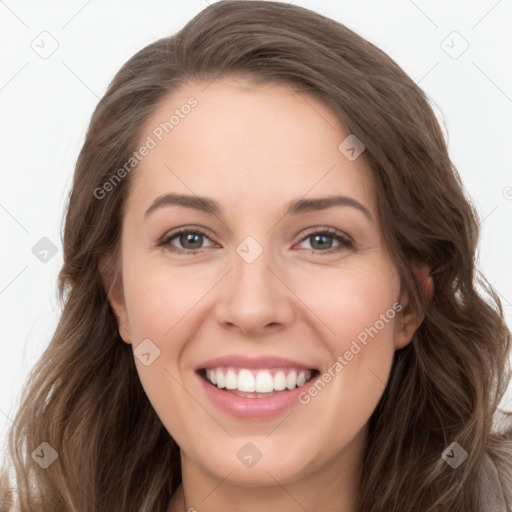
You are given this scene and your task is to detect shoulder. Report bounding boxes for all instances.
[478,453,509,512]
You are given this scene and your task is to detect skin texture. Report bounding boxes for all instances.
[108,78,431,512]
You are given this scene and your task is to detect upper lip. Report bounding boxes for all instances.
[196,355,318,371]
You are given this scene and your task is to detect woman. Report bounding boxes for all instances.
[2,1,511,511]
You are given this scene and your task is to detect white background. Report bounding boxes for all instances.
[1,0,512,465]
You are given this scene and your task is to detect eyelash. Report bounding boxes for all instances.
[157,227,353,256]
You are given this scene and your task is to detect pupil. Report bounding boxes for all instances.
[182,233,202,249]
[312,234,331,250]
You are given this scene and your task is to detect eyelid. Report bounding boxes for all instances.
[299,226,353,243]
[160,225,216,240]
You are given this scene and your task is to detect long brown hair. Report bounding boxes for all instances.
[2,1,511,510]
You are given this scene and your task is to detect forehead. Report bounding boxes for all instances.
[126,77,377,221]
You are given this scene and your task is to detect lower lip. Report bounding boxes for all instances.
[197,371,318,420]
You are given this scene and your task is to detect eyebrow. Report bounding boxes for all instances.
[144,193,373,222]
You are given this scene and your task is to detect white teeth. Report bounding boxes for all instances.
[286,370,297,390]
[225,369,237,390]
[238,369,255,392]
[273,371,287,391]
[255,370,274,393]
[204,367,313,393]
[215,368,225,389]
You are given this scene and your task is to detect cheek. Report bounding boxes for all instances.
[294,262,400,349]
[123,250,401,354]
[121,262,201,435]
[122,261,202,342]
[294,263,400,408]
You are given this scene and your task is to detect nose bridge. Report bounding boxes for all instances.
[234,238,273,296]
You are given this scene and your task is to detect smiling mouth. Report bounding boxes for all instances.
[197,367,320,398]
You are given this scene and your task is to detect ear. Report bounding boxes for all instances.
[100,256,132,345]
[108,277,132,344]
[395,263,434,350]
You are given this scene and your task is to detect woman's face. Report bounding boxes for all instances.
[109,77,423,491]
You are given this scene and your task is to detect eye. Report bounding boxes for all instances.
[158,228,216,254]
[296,228,353,255]
[157,227,353,255]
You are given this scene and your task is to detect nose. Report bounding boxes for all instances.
[214,244,296,337]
